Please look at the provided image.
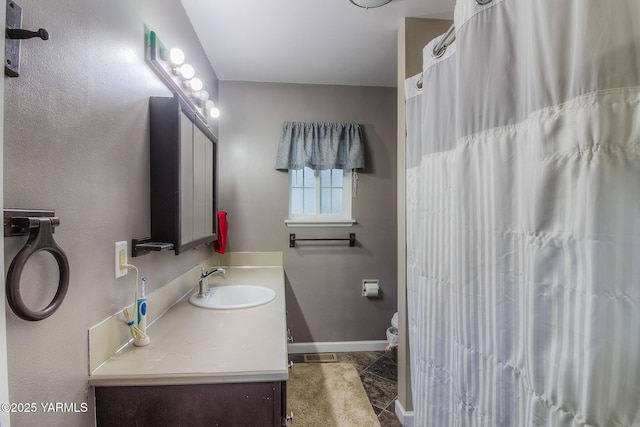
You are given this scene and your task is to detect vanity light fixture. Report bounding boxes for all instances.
[145,30,219,123]
[349,0,392,8]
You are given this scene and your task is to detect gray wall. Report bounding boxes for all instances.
[3,1,217,425]
[218,81,397,343]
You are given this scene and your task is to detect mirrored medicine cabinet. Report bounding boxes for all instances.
[134,93,217,256]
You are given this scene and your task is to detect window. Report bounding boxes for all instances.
[285,167,355,227]
[275,121,363,227]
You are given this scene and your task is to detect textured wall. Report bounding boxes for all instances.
[218,81,397,343]
[3,1,217,425]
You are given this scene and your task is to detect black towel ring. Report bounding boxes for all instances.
[5,215,70,321]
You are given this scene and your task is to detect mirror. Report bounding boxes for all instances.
[146,93,217,255]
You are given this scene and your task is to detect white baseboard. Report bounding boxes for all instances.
[288,340,388,354]
[395,400,414,427]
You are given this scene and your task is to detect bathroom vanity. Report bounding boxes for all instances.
[94,381,285,426]
[88,254,289,426]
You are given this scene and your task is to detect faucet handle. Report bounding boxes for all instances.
[202,267,226,278]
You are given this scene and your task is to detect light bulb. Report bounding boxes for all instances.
[204,100,215,110]
[190,77,203,91]
[196,90,210,101]
[180,64,194,79]
[210,107,220,119]
[169,48,184,65]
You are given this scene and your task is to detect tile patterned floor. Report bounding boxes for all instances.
[289,351,403,427]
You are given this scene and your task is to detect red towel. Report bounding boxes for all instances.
[214,211,228,254]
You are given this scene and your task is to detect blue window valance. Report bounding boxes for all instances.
[275,122,365,170]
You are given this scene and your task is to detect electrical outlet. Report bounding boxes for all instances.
[115,241,128,278]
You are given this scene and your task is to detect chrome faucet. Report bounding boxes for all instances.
[197,267,226,298]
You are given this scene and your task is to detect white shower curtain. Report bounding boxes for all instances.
[405,1,640,426]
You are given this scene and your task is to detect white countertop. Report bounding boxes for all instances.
[88,265,288,387]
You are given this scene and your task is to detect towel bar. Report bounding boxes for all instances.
[289,233,356,247]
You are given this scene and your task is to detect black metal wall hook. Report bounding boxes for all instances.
[6,27,49,40]
[4,209,70,321]
[4,0,50,77]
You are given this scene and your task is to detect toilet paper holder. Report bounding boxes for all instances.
[362,279,380,298]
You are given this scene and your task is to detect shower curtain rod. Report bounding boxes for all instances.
[417,24,456,89]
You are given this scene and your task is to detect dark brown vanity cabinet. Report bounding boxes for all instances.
[95,380,287,426]
[148,94,217,255]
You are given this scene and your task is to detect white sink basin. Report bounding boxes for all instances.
[189,285,276,310]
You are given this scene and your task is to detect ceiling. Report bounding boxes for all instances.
[179,0,455,87]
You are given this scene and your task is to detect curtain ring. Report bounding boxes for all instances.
[6,218,70,321]
[431,24,455,58]
[432,44,447,58]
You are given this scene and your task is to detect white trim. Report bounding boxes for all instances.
[288,340,387,354]
[395,400,414,427]
[284,219,356,227]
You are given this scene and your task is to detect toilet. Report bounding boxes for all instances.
[386,312,398,350]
